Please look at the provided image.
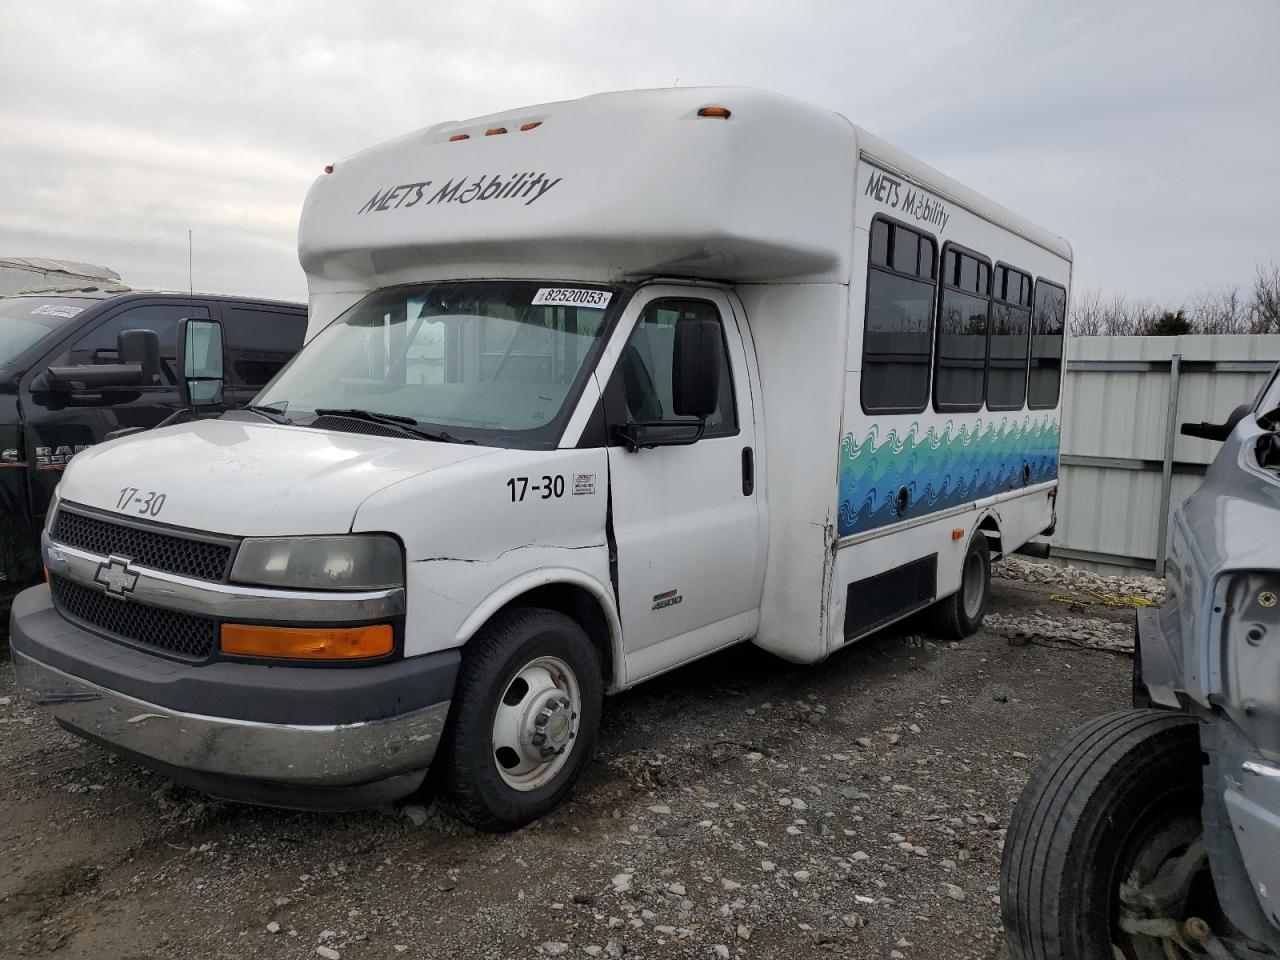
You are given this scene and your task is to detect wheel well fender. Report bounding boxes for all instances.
[454,569,624,692]
[975,511,1003,558]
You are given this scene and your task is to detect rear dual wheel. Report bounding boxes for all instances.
[934,533,991,639]
[435,607,603,833]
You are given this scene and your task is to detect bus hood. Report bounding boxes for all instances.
[56,417,498,536]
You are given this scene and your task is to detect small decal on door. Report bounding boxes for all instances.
[572,473,596,495]
[652,588,683,611]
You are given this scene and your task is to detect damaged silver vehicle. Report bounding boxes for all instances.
[1001,362,1280,960]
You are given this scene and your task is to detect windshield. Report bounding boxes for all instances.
[256,281,620,447]
[0,297,95,367]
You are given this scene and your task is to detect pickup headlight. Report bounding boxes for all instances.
[231,534,403,591]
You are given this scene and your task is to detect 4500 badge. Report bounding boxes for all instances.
[506,473,596,502]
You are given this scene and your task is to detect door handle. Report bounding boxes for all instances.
[741,446,754,496]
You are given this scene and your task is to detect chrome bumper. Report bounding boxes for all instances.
[13,648,448,788]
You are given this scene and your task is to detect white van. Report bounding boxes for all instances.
[11,88,1071,830]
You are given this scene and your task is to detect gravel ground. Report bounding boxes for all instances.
[0,562,1147,959]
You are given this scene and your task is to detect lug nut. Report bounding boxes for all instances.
[531,732,546,745]
[534,714,549,727]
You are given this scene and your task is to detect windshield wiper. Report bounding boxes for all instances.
[245,402,292,424]
[312,408,475,444]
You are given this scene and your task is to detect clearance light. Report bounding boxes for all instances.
[221,623,394,660]
[449,133,470,142]
[323,164,334,174]
[951,528,965,541]
[485,127,508,136]
[697,105,731,119]
[520,121,542,131]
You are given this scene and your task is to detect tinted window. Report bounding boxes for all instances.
[613,299,737,439]
[1028,281,1067,409]
[861,219,937,413]
[870,220,890,266]
[48,303,211,385]
[934,246,990,411]
[988,265,1032,410]
[221,306,306,388]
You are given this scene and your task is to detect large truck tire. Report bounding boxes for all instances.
[435,606,603,833]
[1000,709,1206,960]
[933,532,991,639]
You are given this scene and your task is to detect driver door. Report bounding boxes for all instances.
[601,286,763,683]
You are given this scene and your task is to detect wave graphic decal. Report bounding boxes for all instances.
[837,415,1060,537]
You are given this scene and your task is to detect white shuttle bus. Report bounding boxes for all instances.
[11,88,1070,830]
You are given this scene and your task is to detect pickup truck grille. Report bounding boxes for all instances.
[50,575,217,661]
[52,508,234,582]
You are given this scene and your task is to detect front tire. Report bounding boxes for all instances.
[436,607,603,832]
[1000,709,1205,960]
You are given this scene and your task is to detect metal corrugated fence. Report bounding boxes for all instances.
[1051,335,1280,575]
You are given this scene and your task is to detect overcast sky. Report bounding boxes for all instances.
[2,0,1277,307]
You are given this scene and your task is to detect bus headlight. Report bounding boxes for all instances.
[231,534,403,591]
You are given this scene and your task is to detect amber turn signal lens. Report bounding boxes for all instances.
[951,528,965,541]
[697,105,731,119]
[449,133,470,142]
[221,623,393,660]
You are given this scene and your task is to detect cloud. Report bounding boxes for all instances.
[1,0,1276,305]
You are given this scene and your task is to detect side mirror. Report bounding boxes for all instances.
[119,328,161,385]
[176,318,225,408]
[1180,403,1251,442]
[671,317,722,419]
[40,363,143,391]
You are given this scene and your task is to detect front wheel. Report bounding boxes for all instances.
[435,607,603,832]
[1001,709,1216,960]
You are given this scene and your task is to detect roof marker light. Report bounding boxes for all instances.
[697,105,731,119]
[449,133,470,142]
[485,127,508,136]
[520,121,542,131]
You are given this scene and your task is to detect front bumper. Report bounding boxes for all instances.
[10,585,459,810]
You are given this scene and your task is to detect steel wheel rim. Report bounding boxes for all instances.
[491,655,582,792]
[962,550,985,620]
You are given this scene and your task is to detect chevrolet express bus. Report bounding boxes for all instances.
[10,87,1071,831]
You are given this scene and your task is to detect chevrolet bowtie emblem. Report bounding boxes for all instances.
[94,555,139,598]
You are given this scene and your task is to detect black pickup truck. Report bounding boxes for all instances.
[0,287,306,584]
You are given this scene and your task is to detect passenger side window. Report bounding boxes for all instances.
[47,303,211,386]
[613,298,737,439]
[987,265,1032,410]
[861,218,937,413]
[934,246,990,411]
[1028,281,1067,409]
[221,307,307,389]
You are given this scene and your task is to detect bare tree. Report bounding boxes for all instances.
[1187,284,1248,334]
[1249,262,1280,334]
[1069,287,1104,336]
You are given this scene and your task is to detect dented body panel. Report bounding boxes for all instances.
[1136,366,1280,944]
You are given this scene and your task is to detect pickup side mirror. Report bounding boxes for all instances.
[671,317,722,419]
[33,328,162,393]
[1180,403,1251,443]
[176,317,225,408]
[119,328,161,385]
